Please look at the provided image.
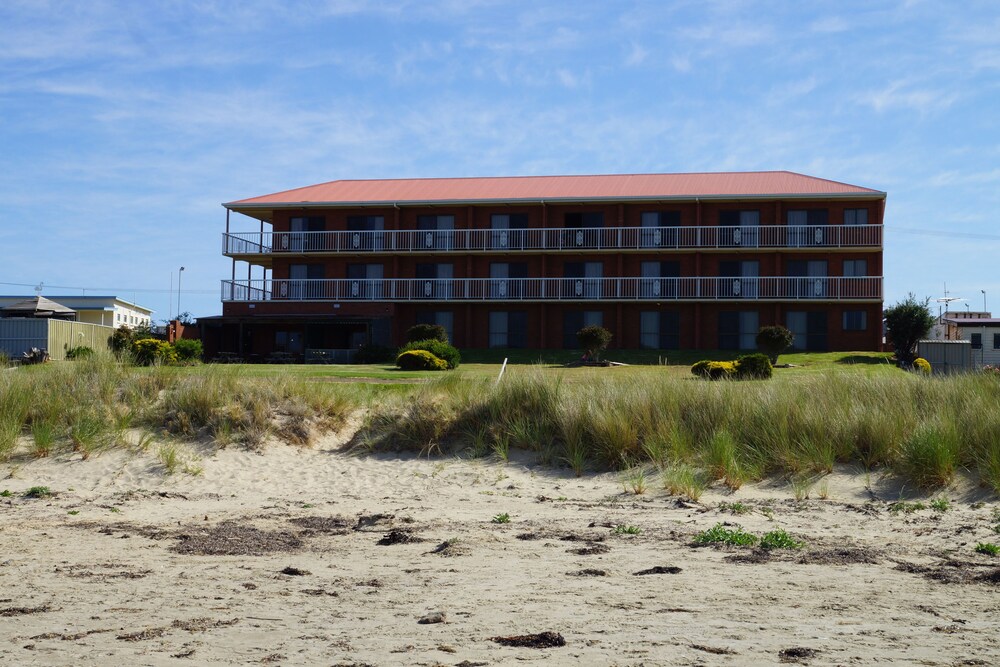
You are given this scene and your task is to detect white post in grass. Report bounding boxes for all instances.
[495,357,508,385]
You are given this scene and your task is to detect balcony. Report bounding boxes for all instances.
[222,276,882,303]
[222,224,882,259]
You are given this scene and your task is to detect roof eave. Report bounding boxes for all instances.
[225,190,887,217]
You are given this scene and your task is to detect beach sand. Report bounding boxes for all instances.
[2,428,999,666]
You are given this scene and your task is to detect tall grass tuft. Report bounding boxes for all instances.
[661,463,707,501]
[30,421,56,458]
[898,420,960,489]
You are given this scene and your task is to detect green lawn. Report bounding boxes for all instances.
[162,349,896,384]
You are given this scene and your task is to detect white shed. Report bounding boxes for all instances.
[942,318,1000,367]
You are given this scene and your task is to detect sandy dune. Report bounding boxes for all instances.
[1,432,999,666]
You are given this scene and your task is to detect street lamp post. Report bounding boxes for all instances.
[177,267,185,322]
[982,290,987,314]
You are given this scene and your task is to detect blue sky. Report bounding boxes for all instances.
[1,0,998,321]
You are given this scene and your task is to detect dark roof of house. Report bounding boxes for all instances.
[944,318,1000,325]
[0,296,77,318]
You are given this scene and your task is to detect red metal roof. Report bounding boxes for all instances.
[227,171,884,211]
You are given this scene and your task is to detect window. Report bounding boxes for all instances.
[288,263,325,299]
[565,212,604,227]
[489,262,528,299]
[640,211,680,248]
[719,210,760,247]
[844,209,868,225]
[719,260,759,298]
[490,213,529,250]
[640,311,680,349]
[843,311,867,331]
[787,209,830,246]
[994,333,1000,350]
[843,259,868,277]
[416,310,454,343]
[640,261,680,298]
[489,311,527,348]
[972,333,982,349]
[563,311,603,349]
[289,216,326,251]
[417,215,455,249]
[346,215,384,250]
[563,212,603,248]
[346,263,383,299]
[415,263,453,299]
[785,260,828,298]
[787,311,829,351]
[718,311,758,350]
[563,261,603,299]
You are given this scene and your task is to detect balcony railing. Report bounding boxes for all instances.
[223,224,882,255]
[222,276,882,303]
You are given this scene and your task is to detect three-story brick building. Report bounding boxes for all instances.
[200,171,884,361]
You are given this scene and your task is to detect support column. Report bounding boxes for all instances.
[616,304,623,349]
[540,303,547,349]
[465,304,472,348]
[694,303,702,350]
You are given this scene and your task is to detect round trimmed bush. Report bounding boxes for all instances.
[756,325,794,364]
[132,338,177,366]
[913,357,931,375]
[736,353,773,380]
[173,338,203,362]
[400,339,460,369]
[396,349,448,371]
[691,360,737,380]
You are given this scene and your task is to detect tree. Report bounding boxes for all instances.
[884,293,935,365]
[577,325,612,362]
[755,325,795,365]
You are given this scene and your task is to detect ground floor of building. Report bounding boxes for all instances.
[200,301,881,362]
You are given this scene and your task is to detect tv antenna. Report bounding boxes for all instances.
[934,282,965,325]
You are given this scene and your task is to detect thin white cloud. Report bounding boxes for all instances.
[809,16,850,33]
[860,80,958,113]
[625,42,648,67]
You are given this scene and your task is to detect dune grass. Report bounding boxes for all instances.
[355,365,1000,494]
[2,355,999,495]
[0,356,364,464]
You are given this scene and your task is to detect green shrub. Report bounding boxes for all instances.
[355,344,396,364]
[913,357,931,375]
[109,326,133,354]
[760,529,804,550]
[406,324,448,343]
[132,338,178,366]
[691,360,737,380]
[577,325,613,361]
[975,542,999,556]
[400,339,460,369]
[692,523,758,547]
[736,353,773,380]
[396,349,448,371]
[65,345,95,360]
[756,325,794,364]
[173,338,203,362]
[885,293,935,365]
[692,356,771,381]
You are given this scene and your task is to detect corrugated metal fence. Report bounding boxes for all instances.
[0,319,114,360]
[917,340,973,374]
